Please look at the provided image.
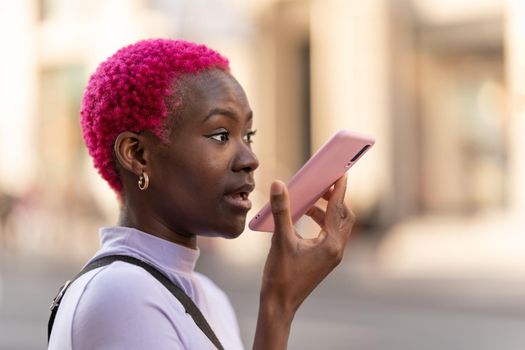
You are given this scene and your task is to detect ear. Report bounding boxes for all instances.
[113,131,148,176]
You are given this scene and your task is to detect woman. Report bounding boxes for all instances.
[48,39,355,349]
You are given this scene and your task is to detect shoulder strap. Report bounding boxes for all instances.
[48,254,224,350]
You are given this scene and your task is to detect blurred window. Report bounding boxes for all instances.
[417,20,507,214]
[37,66,85,193]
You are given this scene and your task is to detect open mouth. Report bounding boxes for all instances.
[227,191,249,201]
[224,188,253,211]
[239,192,248,200]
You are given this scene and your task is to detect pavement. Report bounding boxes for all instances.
[1,242,525,350]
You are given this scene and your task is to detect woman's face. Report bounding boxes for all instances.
[146,70,259,239]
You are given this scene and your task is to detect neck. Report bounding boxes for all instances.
[117,203,198,250]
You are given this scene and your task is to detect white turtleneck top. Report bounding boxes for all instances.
[48,226,244,350]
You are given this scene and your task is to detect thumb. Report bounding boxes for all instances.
[270,181,294,236]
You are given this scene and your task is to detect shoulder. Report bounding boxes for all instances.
[74,260,187,318]
[80,260,169,298]
[70,261,187,348]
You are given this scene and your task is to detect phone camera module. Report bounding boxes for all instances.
[350,145,371,162]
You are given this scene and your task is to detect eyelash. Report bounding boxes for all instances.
[245,130,257,144]
[210,132,229,143]
[209,130,257,144]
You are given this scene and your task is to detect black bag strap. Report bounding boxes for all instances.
[48,254,224,350]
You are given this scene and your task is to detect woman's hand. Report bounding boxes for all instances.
[253,175,355,350]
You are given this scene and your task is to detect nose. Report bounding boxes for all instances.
[233,141,259,173]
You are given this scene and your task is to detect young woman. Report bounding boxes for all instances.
[48,39,355,349]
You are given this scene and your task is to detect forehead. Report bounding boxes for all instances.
[175,70,250,120]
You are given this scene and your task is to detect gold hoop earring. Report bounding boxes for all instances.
[138,172,149,191]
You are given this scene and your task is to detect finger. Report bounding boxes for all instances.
[305,205,326,227]
[327,174,348,210]
[326,175,351,228]
[322,186,335,201]
[270,180,294,238]
[345,208,357,235]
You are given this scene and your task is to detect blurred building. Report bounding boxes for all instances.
[0,0,524,275]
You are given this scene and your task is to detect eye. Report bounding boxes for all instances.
[209,131,229,143]
[244,129,257,144]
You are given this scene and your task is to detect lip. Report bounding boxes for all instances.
[223,183,255,211]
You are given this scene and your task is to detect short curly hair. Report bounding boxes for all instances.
[80,39,230,195]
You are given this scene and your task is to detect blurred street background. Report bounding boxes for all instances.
[2,0,525,348]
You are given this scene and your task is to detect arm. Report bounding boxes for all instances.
[253,174,355,350]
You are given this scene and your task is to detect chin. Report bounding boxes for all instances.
[200,218,246,239]
[221,222,246,239]
[220,230,243,239]
[218,218,246,239]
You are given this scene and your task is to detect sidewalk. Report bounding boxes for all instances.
[376,211,525,278]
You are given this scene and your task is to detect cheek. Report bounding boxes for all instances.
[167,150,230,194]
[194,160,229,196]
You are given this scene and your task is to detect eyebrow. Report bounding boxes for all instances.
[202,108,253,123]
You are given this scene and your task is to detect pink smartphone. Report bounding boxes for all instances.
[248,130,375,232]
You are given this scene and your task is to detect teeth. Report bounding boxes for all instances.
[230,192,249,200]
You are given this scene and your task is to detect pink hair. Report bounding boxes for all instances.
[80,39,230,195]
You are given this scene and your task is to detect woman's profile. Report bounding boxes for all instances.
[47,38,355,350]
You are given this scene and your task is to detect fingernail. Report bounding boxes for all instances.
[271,181,284,196]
